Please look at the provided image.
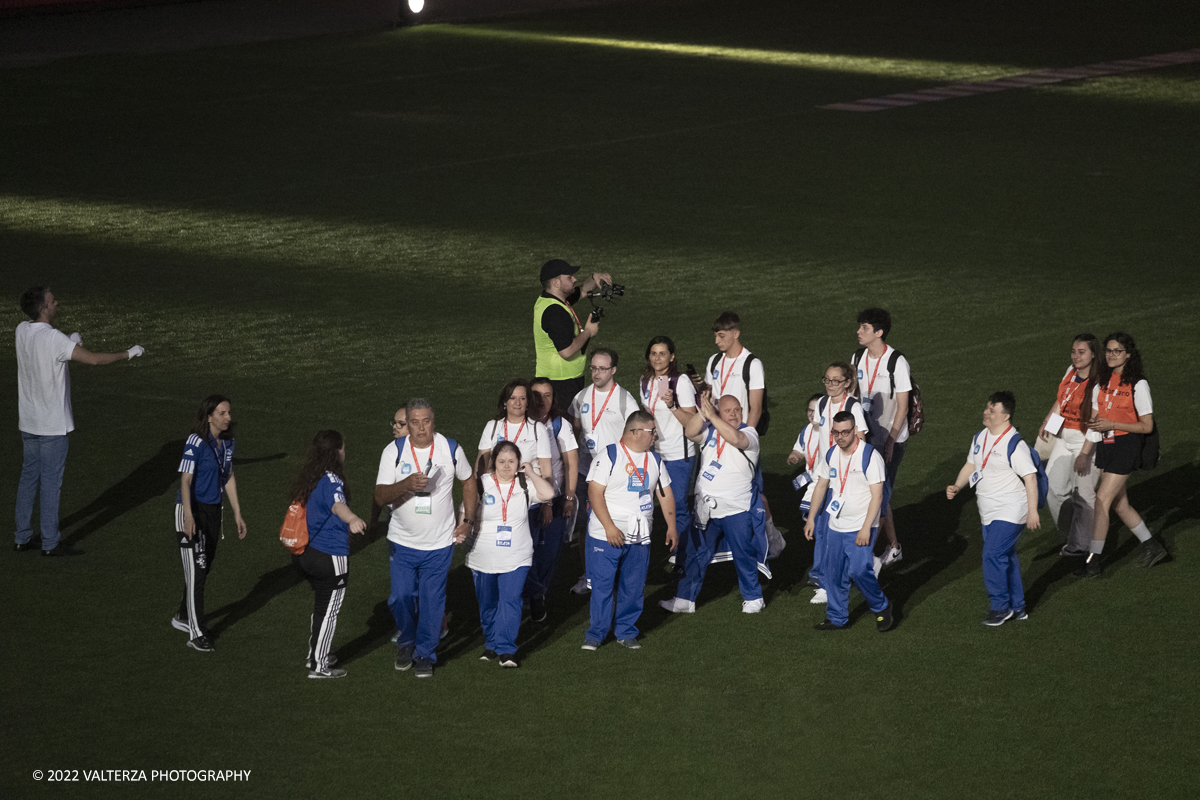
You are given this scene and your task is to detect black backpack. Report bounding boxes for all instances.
[705,353,771,436]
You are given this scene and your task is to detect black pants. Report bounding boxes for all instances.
[294,546,349,671]
[548,377,585,415]
[176,501,221,639]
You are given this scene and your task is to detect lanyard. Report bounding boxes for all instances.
[717,353,738,397]
[203,437,230,484]
[824,395,849,448]
[495,476,517,523]
[979,425,1012,471]
[409,440,433,474]
[805,426,818,471]
[864,347,887,396]
[1100,373,1121,410]
[837,439,861,495]
[503,419,526,445]
[715,430,728,459]
[591,385,614,432]
[1061,369,1084,408]
[561,300,583,334]
[645,377,664,411]
[620,442,649,489]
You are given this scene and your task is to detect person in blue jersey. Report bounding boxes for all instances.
[804,411,893,632]
[466,441,555,668]
[171,395,248,653]
[290,430,367,679]
[525,378,579,622]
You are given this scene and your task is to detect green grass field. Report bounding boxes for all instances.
[3,0,1199,796]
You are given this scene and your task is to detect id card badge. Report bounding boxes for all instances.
[1045,413,1065,436]
[860,397,873,413]
[968,471,981,488]
[639,491,653,515]
[793,471,814,491]
[1104,429,1116,441]
[414,493,432,514]
[829,499,842,519]
[495,526,512,547]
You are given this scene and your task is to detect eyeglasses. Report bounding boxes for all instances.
[831,429,856,437]
[822,377,848,385]
[590,366,614,372]
[634,428,658,437]
[1105,348,1127,355]
[391,419,407,427]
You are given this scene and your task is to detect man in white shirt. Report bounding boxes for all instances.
[375,398,477,678]
[853,308,912,568]
[946,392,1041,626]
[804,412,893,632]
[14,286,145,556]
[567,349,636,594]
[661,393,767,614]
[582,411,677,649]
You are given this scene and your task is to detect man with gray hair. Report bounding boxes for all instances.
[14,286,144,556]
[375,398,476,678]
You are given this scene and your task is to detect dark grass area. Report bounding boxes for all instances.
[2,0,1199,797]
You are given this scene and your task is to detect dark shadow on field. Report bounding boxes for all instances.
[61,439,184,545]
[336,600,398,666]
[208,561,305,637]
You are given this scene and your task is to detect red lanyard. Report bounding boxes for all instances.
[591,385,614,432]
[562,301,583,334]
[620,442,649,489]
[805,426,818,471]
[864,347,887,396]
[715,432,727,459]
[979,425,1012,470]
[495,475,517,523]
[409,440,433,474]
[824,395,849,449]
[503,419,526,445]
[717,354,738,397]
[837,439,861,495]
[645,377,663,410]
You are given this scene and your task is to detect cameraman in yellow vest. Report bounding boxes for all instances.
[533,259,611,412]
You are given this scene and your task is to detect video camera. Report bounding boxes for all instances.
[586,281,625,321]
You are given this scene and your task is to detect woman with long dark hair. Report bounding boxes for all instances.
[1037,334,1101,557]
[1079,332,1167,576]
[171,394,247,653]
[289,430,366,679]
[466,441,554,668]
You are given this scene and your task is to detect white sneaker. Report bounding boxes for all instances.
[809,588,827,604]
[742,598,765,614]
[881,544,903,567]
[658,597,696,614]
[570,575,591,595]
[873,556,883,578]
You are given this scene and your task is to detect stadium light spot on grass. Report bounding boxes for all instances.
[432,26,1024,82]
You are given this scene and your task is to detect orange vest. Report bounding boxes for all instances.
[1055,368,1089,432]
[1098,373,1139,436]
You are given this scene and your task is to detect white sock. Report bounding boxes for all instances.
[1088,540,1104,554]
[1130,522,1152,542]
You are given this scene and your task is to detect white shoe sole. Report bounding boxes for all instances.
[170,617,190,634]
[810,590,827,605]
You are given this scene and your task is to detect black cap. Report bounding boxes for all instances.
[540,258,581,284]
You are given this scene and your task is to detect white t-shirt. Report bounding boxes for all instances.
[16,321,77,435]
[696,423,759,517]
[570,383,636,476]
[814,441,887,533]
[1086,379,1153,444]
[639,374,697,462]
[705,348,765,425]
[539,415,578,496]
[477,418,552,470]
[792,422,821,504]
[816,394,869,454]
[586,443,670,545]
[853,345,913,447]
[970,427,1036,526]
[465,473,534,573]
[376,433,472,550]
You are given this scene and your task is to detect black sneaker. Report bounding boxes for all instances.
[498,654,520,668]
[414,658,434,678]
[1012,607,1029,620]
[395,644,415,671]
[187,634,215,652]
[814,620,847,631]
[530,595,548,623]
[1076,553,1103,578]
[13,540,37,552]
[1138,538,1168,568]
[479,649,497,661]
[42,543,82,557]
[1059,545,1087,557]
[875,605,894,632]
[983,609,1014,627]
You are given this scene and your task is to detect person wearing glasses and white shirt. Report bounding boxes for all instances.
[567,349,636,594]
[804,412,893,633]
[661,392,768,615]
[582,411,678,650]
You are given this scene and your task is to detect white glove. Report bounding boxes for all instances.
[127,345,145,359]
[69,332,83,345]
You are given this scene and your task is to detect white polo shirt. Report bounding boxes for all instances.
[465,473,534,574]
[477,418,552,468]
[586,443,670,545]
[639,374,696,462]
[816,394,868,453]
[376,433,472,550]
[704,348,765,425]
[853,345,913,447]
[970,427,1036,526]
[570,383,636,476]
[814,441,887,533]
[696,422,759,517]
[16,321,77,435]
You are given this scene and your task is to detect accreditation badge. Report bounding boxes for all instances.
[414,493,432,514]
